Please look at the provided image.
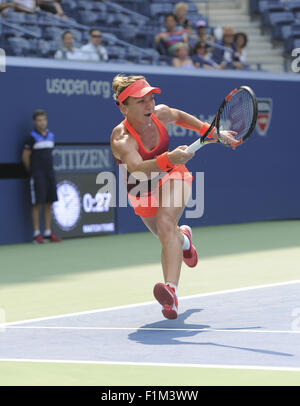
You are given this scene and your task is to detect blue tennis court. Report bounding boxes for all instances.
[1,281,299,371]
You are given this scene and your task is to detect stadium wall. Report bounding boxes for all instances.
[1,57,300,244]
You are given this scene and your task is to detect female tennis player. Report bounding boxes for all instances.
[110,74,236,320]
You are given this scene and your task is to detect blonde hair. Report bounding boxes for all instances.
[112,74,146,104]
[174,2,188,13]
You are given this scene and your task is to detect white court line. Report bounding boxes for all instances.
[0,358,300,372]
[4,326,300,334]
[4,279,300,328]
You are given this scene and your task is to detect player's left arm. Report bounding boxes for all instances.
[155,104,205,132]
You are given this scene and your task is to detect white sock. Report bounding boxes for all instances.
[166,282,178,296]
[33,230,40,237]
[181,234,190,251]
[44,229,51,237]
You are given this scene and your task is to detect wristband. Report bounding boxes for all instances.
[199,122,216,139]
[156,151,175,172]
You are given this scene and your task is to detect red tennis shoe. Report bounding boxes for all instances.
[43,232,62,243]
[180,225,198,268]
[153,282,178,320]
[33,234,44,244]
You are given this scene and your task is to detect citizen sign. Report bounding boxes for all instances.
[53,147,112,173]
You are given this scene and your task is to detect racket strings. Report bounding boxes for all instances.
[219,90,254,145]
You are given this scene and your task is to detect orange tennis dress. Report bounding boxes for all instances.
[115,114,193,217]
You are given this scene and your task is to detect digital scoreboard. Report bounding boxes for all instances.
[51,145,116,238]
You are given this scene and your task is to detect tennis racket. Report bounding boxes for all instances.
[187,86,258,153]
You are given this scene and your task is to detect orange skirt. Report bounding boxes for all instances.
[128,165,193,217]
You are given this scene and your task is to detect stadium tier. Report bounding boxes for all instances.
[0,0,299,71]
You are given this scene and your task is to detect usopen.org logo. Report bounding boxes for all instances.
[256,98,273,136]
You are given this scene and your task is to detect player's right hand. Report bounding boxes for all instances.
[168,145,194,165]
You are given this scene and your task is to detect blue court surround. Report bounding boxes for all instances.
[1,57,300,242]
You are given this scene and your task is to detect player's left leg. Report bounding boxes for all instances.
[43,174,62,242]
[153,179,191,319]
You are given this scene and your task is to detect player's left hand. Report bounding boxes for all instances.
[218,130,240,149]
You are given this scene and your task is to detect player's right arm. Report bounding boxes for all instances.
[22,149,32,173]
[22,136,34,173]
[110,124,193,180]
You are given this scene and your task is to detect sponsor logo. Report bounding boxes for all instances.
[256,98,273,136]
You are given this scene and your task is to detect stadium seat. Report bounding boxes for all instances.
[285,1,300,14]
[293,38,300,48]
[139,48,160,64]
[2,26,25,39]
[187,12,202,25]
[113,12,132,26]
[284,25,300,53]
[37,39,58,58]
[22,25,43,39]
[187,3,199,14]
[260,1,287,26]
[70,29,83,43]
[43,27,65,41]
[23,13,39,25]
[269,11,294,39]
[60,0,77,15]
[107,45,126,59]
[114,58,134,65]
[91,2,107,13]
[77,10,99,25]
[259,0,285,14]
[5,11,26,24]
[150,3,173,18]
[101,32,118,46]
[125,46,144,62]
[118,24,139,41]
[77,1,93,11]
[8,37,31,56]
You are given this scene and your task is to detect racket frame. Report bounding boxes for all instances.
[187,86,258,153]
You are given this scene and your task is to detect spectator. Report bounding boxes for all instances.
[174,2,189,29]
[212,26,237,69]
[233,32,248,69]
[22,109,62,244]
[194,19,214,43]
[0,0,35,16]
[172,42,195,69]
[14,0,36,12]
[37,0,66,17]
[80,29,108,62]
[0,2,17,17]
[192,40,221,69]
[185,23,197,48]
[154,13,188,56]
[54,31,87,61]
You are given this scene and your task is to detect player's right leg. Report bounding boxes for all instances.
[32,204,43,243]
[30,174,45,243]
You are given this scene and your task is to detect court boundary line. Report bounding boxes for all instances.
[0,358,299,372]
[4,279,300,327]
[4,326,300,334]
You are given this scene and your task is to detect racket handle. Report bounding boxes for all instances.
[187,139,206,153]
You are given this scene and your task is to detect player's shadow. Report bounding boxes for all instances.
[128,309,293,357]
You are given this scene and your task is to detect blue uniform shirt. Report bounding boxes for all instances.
[24,129,55,175]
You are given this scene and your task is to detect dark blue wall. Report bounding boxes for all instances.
[1,59,300,243]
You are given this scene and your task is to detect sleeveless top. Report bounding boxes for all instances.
[114,114,170,196]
